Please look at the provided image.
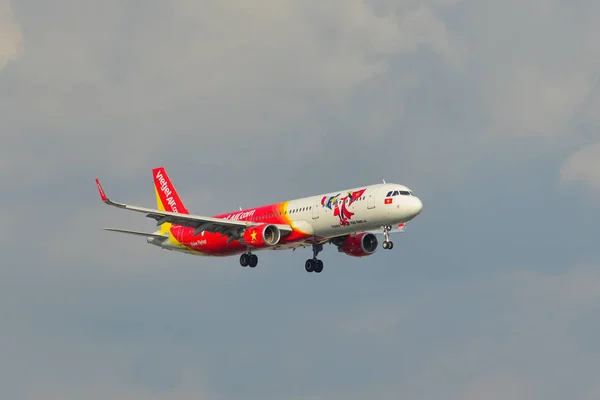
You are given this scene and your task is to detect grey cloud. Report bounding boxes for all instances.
[484,64,591,138]
[4,263,599,399]
[0,0,21,70]
[3,0,599,193]
[454,0,600,140]
[1,0,461,188]
[20,370,219,400]
[559,142,600,197]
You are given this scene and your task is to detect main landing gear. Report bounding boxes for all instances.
[305,243,324,273]
[240,252,258,268]
[382,225,394,250]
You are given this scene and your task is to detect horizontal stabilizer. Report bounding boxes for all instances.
[104,228,169,240]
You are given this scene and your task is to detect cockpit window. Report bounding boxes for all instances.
[386,189,414,197]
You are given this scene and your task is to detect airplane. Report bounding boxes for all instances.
[95,167,423,273]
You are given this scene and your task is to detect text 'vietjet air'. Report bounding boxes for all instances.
[95,167,423,273]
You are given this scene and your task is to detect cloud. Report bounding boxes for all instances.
[457,0,600,140]
[4,262,600,400]
[485,64,591,138]
[0,0,21,71]
[559,142,600,196]
[459,375,538,400]
[0,0,466,193]
[3,0,600,194]
[21,373,219,400]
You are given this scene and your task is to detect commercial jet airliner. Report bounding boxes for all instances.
[95,167,423,273]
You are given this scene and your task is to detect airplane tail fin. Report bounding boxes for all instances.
[153,167,189,233]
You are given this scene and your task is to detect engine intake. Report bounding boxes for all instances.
[337,232,378,257]
[243,224,281,248]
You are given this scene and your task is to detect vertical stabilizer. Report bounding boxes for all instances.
[152,167,189,233]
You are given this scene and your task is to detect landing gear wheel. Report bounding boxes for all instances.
[240,253,249,267]
[382,225,393,249]
[248,254,258,268]
[305,243,324,273]
[314,259,323,273]
[305,259,315,272]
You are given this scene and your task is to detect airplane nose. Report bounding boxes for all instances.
[413,197,423,216]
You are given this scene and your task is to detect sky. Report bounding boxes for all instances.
[2,0,600,398]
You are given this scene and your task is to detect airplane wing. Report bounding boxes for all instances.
[95,179,291,240]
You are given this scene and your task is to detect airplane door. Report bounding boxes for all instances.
[312,197,320,219]
[367,186,380,209]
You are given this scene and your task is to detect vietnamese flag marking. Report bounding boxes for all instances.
[384,198,393,204]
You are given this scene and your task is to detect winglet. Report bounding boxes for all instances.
[95,178,108,202]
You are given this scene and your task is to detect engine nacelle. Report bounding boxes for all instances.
[338,232,378,257]
[242,224,282,248]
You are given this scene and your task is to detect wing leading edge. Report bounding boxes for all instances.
[95,179,292,241]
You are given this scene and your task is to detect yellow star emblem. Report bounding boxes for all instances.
[250,230,257,241]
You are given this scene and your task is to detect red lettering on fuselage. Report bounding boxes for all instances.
[222,209,256,221]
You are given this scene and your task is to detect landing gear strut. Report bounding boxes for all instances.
[382,225,394,250]
[305,243,324,273]
[240,252,258,268]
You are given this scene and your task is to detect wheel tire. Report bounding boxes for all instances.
[240,253,249,267]
[388,241,394,250]
[314,260,323,273]
[249,254,258,268]
[305,259,315,272]
[382,241,389,249]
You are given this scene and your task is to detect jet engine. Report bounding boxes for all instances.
[242,224,282,248]
[336,232,378,257]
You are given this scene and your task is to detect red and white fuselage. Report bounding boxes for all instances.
[96,167,423,272]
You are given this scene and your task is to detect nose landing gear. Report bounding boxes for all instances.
[382,225,394,250]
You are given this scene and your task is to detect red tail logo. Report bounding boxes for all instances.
[153,167,189,214]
